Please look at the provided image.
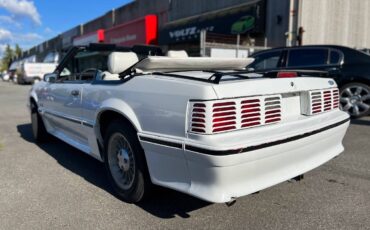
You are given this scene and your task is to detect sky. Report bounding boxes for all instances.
[0,0,132,56]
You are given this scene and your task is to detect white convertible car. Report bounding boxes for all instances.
[29,44,350,204]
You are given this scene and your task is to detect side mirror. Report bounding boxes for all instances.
[44,73,57,83]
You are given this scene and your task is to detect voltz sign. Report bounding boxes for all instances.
[169,27,197,39]
[159,1,265,44]
[169,26,215,41]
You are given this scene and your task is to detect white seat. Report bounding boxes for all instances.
[101,71,120,81]
[166,50,189,58]
[103,52,139,80]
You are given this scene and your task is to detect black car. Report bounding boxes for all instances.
[247,45,370,117]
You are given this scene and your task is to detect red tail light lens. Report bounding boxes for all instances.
[189,95,282,134]
[212,101,236,133]
[333,89,339,108]
[241,98,261,128]
[302,88,340,115]
[323,90,332,111]
[277,72,297,78]
[190,103,206,133]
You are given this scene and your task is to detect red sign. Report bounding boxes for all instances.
[104,15,158,46]
[73,29,104,46]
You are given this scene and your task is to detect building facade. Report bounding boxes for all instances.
[20,0,370,61]
[299,0,370,48]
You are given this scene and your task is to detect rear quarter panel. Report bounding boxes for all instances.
[83,75,218,138]
[339,63,370,86]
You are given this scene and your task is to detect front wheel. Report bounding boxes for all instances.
[340,83,370,118]
[30,102,49,142]
[103,121,151,203]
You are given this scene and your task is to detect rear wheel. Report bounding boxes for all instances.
[103,120,151,203]
[30,101,49,142]
[340,83,370,118]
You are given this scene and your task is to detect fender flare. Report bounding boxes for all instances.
[94,98,142,140]
[29,89,39,105]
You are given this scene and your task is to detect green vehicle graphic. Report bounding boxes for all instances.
[231,15,256,34]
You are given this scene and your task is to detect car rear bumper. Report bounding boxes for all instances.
[139,111,350,203]
[184,118,348,203]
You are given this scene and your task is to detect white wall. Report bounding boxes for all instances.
[210,48,249,58]
[300,0,370,48]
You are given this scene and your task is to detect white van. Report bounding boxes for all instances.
[18,62,57,84]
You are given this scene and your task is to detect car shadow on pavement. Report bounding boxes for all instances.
[351,118,370,126]
[17,123,210,219]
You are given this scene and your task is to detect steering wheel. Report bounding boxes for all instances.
[78,68,102,81]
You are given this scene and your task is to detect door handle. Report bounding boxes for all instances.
[326,67,340,76]
[71,90,80,96]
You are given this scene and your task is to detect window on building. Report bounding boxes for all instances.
[287,49,329,67]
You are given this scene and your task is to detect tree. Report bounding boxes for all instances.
[0,44,22,71]
[0,44,14,71]
[15,44,22,59]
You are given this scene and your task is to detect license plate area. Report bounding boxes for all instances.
[281,92,302,121]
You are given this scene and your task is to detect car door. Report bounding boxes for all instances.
[42,49,91,147]
[47,81,85,143]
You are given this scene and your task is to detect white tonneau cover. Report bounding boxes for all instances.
[136,56,254,72]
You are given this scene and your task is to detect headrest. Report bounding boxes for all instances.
[167,50,189,58]
[108,52,139,74]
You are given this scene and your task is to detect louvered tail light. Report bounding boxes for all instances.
[264,96,282,124]
[301,88,340,115]
[212,101,237,133]
[333,89,340,108]
[240,98,261,128]
[188,95,282,134]
[190,103,207,133]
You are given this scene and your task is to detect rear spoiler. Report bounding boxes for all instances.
[145,69,329,85]
[203,69,329,84]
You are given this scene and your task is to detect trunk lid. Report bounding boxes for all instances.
[187,77,339,135]
[212,77,336,99]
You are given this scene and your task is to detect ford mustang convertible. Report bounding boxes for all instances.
[28,44,350,203]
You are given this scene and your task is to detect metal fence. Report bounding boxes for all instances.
[200,31,270,57]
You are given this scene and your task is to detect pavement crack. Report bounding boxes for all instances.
[326,178,347,186]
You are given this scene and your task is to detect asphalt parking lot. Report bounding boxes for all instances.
[0,81,369,230]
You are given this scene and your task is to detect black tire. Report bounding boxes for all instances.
[103,120,151,203]
[30,101,49,142]
[17,77,23,85]
[340,82,370,118]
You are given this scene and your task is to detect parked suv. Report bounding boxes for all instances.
[247,45,370,117]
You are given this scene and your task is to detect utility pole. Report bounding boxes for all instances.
[236,34,240,58]
[200,29,206,57]
[287,0,300,46]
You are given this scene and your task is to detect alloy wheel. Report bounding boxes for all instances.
[340,84,370,117]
